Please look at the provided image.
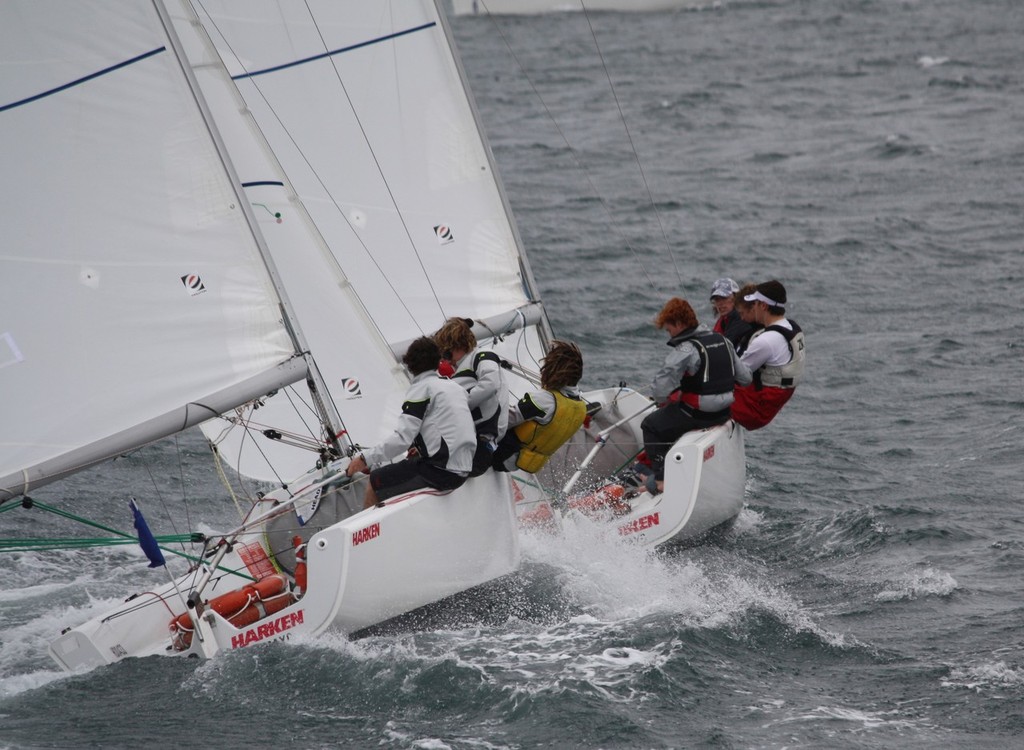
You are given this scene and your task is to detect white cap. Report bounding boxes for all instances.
[709,278,739,299]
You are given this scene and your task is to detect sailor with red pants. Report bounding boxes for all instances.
[731,280,805,430]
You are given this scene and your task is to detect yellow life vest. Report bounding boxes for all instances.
[512,390,587,473]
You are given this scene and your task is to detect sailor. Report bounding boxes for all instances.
[732,282,763,356]
[433,316,509,476]
[731,280,805,430]
[345,337,476,508]
[709,277,754,349]
[491,340,587,474]
[640,297,752,495]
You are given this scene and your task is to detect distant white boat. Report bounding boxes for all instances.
[449,0,699,15]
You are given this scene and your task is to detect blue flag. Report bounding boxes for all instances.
[129,498,166,568]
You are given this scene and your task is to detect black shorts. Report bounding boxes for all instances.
[369,458,467,502]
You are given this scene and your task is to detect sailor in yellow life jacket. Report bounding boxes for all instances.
[491,340,586,474]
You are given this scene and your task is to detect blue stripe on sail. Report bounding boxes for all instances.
[241,181,285,188]
[0,47,166,114]
[232,22,436,80]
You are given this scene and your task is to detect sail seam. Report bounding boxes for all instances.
[231,22,436,80]
[0,47,166,113]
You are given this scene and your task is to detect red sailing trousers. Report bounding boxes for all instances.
[731,383,794,431]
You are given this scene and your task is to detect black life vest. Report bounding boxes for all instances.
[673,329,735,396]
[453,350,504,435]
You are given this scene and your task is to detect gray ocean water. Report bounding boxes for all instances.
[2,0,1023,747]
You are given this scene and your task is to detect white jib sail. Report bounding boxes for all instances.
[0,1,305,501]
[177,1,552,480]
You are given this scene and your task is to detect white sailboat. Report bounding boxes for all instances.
[2,0,524,672]
[176,0,747,547]
[448,0,702,16]
[0,0,744,673]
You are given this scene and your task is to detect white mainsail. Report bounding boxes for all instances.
[3,0,745,675]
[0,2,308,501]
[3,1,522,674]
[174,1,552,480]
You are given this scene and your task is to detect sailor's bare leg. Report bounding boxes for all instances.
[363,484,379,509]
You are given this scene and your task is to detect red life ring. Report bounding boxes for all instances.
[567,483,630,517]
[169,573,292,651]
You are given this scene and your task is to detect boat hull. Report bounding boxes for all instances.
[48,464,519,671]
[514,387,746,547]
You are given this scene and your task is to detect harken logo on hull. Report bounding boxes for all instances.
[353,522,380,546]
[619,512,660,537]
[230,610,304,649]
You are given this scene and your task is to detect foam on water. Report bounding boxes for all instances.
[874,566,959,602]
[761,703,931,733]
[941,661,1024,693]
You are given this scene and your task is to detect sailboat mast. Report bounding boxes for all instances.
[153,0,349,458]
[432,0,555,350]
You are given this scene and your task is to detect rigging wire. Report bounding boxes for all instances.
[138,447,193,557]
[191,0,440,337]
[174,433,194,539]
[577,4,682,287]
[473,0,676,293]
[210,441,248,520]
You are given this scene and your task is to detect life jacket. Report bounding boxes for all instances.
[453,350,504,436]
[674,329,735,396]
[512,390,587,473]
[734,323,763,357]
[752,320,805,389]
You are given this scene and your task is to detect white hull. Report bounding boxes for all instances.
[449,0,698,15]
[47,389,741,671]
[49,464,518,671]
[514,387,745,547]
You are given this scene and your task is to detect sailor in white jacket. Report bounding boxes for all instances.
[433,316,509,476]
[346,337,476,508]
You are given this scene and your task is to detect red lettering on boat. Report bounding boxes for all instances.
[703,445,715,462]
[618,512,660,537]
[230,610,305,649]
[352,522,381,546]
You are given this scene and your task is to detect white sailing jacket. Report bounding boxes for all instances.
[451,348,509,441]
[362,371,476,476]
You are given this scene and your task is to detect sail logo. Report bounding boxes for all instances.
[181,274,207,296]
[703,445,715,462]
[352,522,380,546]
[433,224,454,244]
[230,610,304,649]
[618,512,660,537]
[342,378,362,398]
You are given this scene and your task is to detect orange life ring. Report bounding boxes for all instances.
[567,483,631,517]
[169,573,292,651]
